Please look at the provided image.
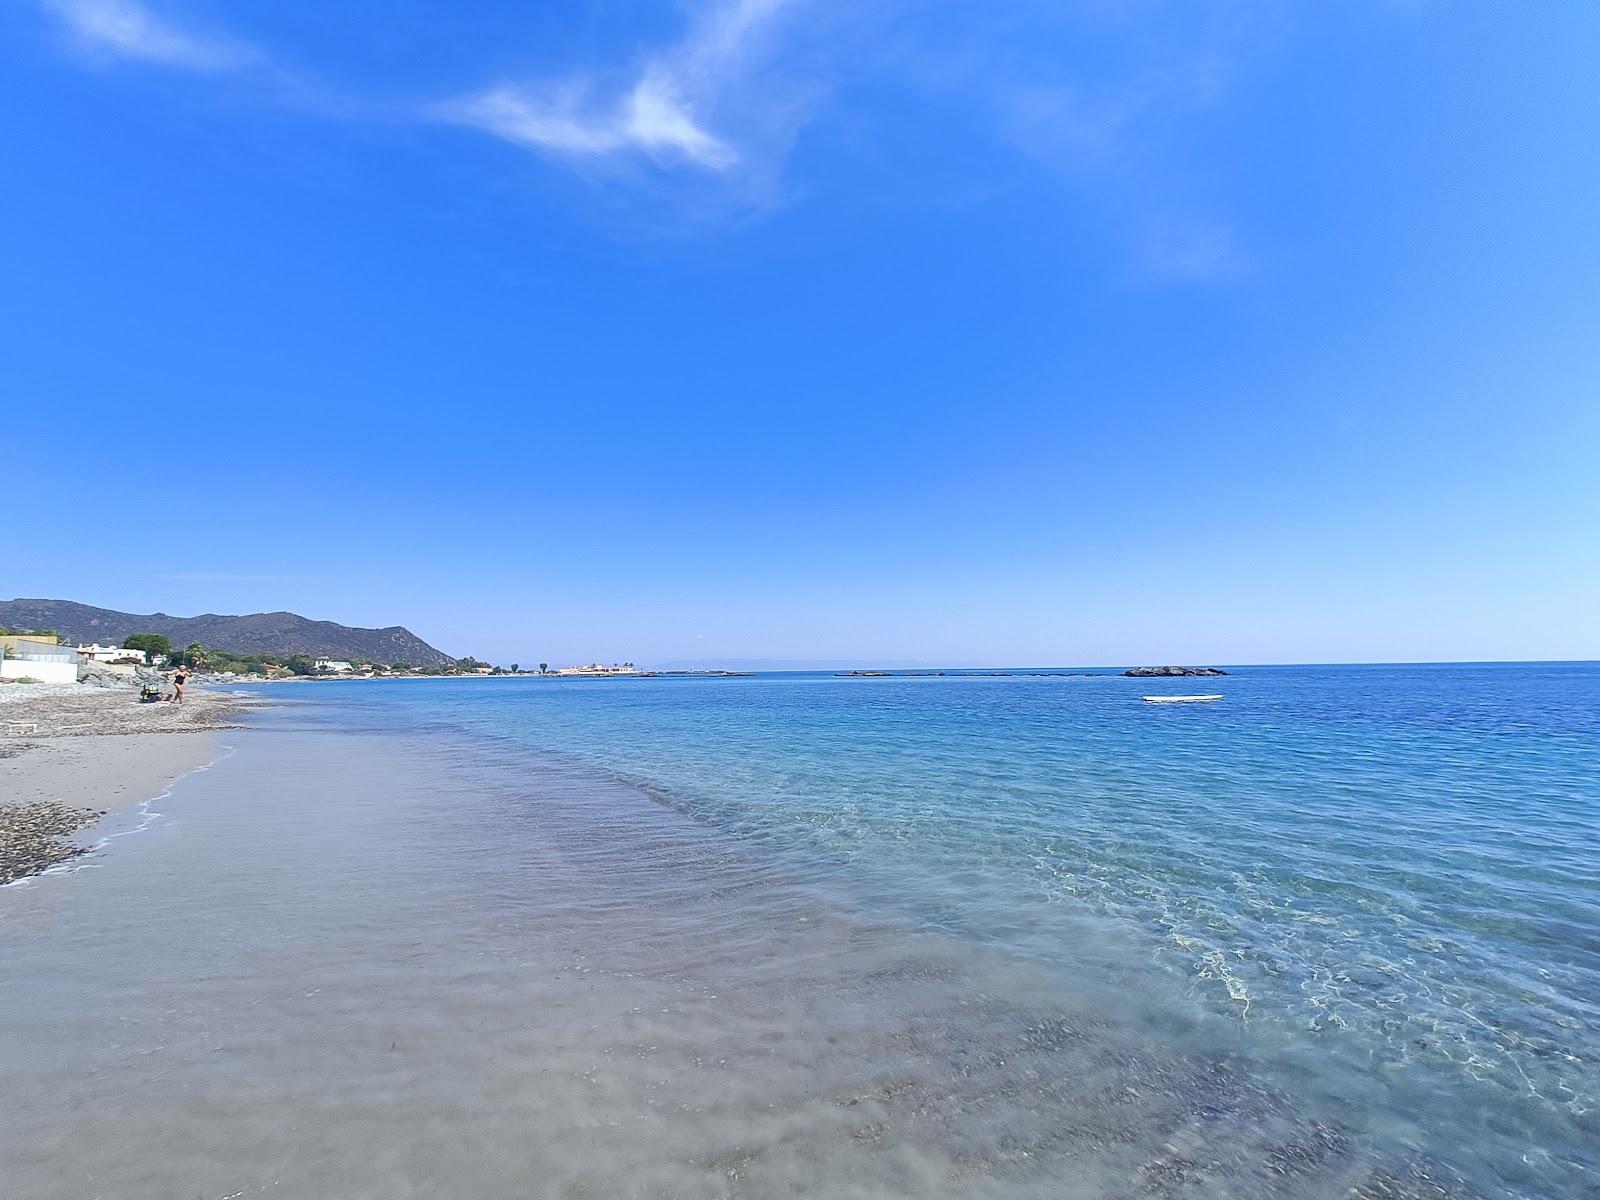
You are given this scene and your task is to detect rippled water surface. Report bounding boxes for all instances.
[2,663,1595,1199]
[313,663,1600,1196]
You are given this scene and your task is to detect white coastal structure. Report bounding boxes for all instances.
[77,643,149,665]
[315,658,355,673]
[1,638,80,684]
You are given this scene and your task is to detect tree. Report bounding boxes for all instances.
[539,662,548,675]
[184,642,206,668]
[122,633,173,658]
[510,663,520,674]
[391,662,411,673]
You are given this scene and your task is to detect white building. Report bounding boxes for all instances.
[315,658,355,673]
[77,643,148,665]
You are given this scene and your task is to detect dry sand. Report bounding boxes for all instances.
[0,686,263,884]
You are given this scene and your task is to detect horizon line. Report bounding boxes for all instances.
[581,658,1600,671]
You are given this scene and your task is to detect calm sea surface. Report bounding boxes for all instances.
[2,663,1595,1198]
[310,664,1600,1196]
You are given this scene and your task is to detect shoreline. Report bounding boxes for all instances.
[0,685,262,885]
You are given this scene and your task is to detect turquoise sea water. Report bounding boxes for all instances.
[292,663,1598,1197]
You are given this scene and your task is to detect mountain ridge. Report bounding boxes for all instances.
[0,599,456,667]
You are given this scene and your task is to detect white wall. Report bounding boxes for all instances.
[0,658,79,684]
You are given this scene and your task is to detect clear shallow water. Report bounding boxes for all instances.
[295,664,1600,1196]
[1,664,1595,1198]
[3,719,1403,1200]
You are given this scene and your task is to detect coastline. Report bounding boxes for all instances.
[0,685,258,884]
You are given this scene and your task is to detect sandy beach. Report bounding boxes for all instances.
[0,684,255,884]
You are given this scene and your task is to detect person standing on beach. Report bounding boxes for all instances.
[171,664,188,703]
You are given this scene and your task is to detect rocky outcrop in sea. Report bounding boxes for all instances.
[1124,666,1229,677]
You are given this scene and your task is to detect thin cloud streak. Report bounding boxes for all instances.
[44,0,251,71]
[990,43,1253,284]
[445,78,735,170]
[158,572,319,584]
[440,0,798,173]
[33,0,1267,269]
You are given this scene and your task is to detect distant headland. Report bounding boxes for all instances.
[0,598,455,669]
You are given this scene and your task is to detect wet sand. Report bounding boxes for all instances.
[0,687,252,883]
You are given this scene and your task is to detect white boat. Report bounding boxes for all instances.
[1142,694,1223,703]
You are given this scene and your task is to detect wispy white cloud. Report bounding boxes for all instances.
[158,571,316,584]
[447,77,735,170]
[440,0,799,173]
[32,0,1270,270]
[44,0,251,72]
[1135,212,1248,284]
[987,30,1255,283]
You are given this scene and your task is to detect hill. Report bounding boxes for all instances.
[0,599,457,667]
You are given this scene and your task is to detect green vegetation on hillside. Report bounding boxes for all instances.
[161,645,496,678]
[0,600,457,669]
[122,632,173,657]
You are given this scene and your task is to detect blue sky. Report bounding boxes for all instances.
[4,1,1597,666]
